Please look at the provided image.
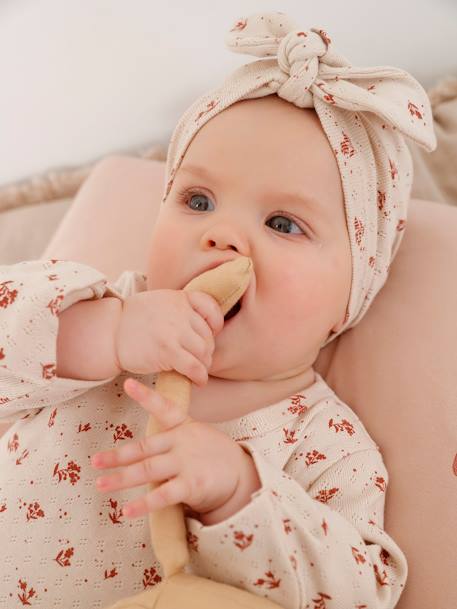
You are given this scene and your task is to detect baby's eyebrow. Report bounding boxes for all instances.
[178,163,321,217]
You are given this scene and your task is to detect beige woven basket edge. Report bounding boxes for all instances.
[0,144,167,215]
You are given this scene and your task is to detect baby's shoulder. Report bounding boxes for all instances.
[283,384,384,485]
[292,379,380,459]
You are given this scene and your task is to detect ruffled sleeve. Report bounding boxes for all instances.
[0,260,146,422]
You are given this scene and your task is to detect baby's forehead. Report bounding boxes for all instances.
[193,96,325,146]
[181,99,331,180]
[175,98,342,215]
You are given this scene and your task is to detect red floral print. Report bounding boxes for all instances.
[41,363,56,380]
[304,449,327,466]
[318,30,332,45]
[380,548,391,566]
[195,99,220,123]
[46,293,64,317]
[104,568,118,579]
[25,501,45,521]
[282,428,298,444]
[389,158,398,180]
[53,460,81,485]
[108,498,124,524]
[312,592,332,609]
[352,546,367,564]
[253,568,281,589]
[354,217,365,248]
[374,564,389,586]
[340,132,355,157]
[54,546,74,567]
[143,566,162,588]
[113,423,133,443]
[230,18,247,32]
[7,432,19,452]
[375,476,386,492]
[314,487,339,504]
[233,530,254,550]
[17,579,36,605]
[287,394,309,415]
[0,280,18,308]
[328,418,355,436]
[408,101,423,119]
[48,408,57,427]
[316,82,336,104]
[16,449,30,465]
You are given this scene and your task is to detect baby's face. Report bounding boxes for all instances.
[146,96,351,382]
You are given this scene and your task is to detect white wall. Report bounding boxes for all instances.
[0,0,456,186]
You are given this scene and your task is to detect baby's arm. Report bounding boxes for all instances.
[56,296,121,380]
[0,259,123,422]
[185,414,407,609]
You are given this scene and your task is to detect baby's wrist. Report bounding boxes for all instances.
[111,298,124,375]
[198,448,261,526]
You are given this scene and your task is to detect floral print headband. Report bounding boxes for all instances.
[163,11,437,345]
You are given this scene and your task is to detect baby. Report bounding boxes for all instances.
[0,11,436,609]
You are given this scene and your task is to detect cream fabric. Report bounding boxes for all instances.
[163,11,437,346]
[0,261,406,608]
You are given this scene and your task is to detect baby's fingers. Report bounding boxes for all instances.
[95,453,178,494]
[91,432,172,470]
[163,343,208,387]
[123,476,189,518]
[124,378,191,426]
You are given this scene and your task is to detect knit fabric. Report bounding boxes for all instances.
[0,260,407,609]
[162,11,437,346]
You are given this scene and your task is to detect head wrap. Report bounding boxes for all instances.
[162,11,437,347]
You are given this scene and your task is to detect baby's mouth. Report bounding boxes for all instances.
[224,297,242,322]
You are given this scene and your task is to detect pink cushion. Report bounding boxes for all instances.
[38,156,456,609]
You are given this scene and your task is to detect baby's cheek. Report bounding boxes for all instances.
[147,236,183,289]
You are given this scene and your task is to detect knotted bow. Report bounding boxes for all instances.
[225,12,436,149]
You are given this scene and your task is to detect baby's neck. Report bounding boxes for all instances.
[189,367,316,423]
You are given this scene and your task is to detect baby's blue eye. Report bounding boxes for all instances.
[184,192,305,235]
[266,215,303,235]
[188,193,212,212]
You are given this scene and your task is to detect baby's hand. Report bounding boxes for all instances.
[90,378,247,519]
[114,289,224,387]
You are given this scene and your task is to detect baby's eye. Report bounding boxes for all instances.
[266,214,305,235]
[186,192,214,212]
[179,190,306,236]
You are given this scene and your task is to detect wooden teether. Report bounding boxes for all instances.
[106,256,285,608]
